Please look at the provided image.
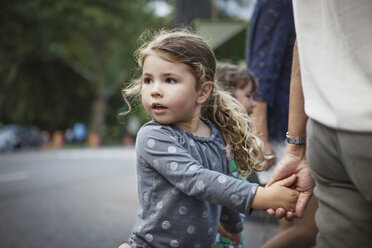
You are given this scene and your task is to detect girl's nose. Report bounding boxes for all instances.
[151,81,163,97]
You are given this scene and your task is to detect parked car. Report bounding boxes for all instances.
[0,127,19,152]
[0,124,43,152]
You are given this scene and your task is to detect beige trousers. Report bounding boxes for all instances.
[307,119,372,248]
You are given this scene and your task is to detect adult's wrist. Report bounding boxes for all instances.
[285,143,306,159]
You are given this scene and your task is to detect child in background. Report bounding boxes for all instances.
[213,64,259,248]
[120,29,299,248]
[217,65,257,115]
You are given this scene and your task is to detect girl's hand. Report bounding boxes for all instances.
[253,174,299,210]
[267,174,300,211]
[218,224,241,246]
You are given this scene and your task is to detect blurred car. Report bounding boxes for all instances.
[0,127,19,152]
[0,124,43,152]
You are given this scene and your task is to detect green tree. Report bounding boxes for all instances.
[0,0,164,137]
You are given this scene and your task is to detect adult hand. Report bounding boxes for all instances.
[266,144,315,220]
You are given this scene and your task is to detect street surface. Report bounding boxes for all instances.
[0,147,138,248]
[0,147,278,248]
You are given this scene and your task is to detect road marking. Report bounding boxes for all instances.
[0,171,28,183]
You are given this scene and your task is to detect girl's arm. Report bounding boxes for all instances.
[136,124,258,215]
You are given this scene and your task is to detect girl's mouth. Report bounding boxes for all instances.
[151,103,168,114]
[152,103,167,109]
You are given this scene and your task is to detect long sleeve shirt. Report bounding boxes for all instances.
[129,119,258,247]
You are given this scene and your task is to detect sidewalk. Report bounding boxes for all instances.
[242,210,279,248]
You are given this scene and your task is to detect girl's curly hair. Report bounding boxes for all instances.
[121,28,266,176]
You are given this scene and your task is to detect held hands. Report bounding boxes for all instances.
[253,174,300,211]
[217,224,241,246]
[266,144,315,220]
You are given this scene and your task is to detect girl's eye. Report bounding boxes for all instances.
[166,78,176,84]
[143,77,152,84]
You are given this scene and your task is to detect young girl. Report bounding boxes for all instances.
[121,29,299,248]
[213,64,259,247]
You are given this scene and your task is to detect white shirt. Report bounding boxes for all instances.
[293,0,372,131]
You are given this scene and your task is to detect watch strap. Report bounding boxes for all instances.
[286,132,306,145]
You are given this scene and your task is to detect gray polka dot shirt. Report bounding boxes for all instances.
[129,119,258,248]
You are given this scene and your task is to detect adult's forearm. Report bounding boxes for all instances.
[251,101,269,142]
[288,41,307,138]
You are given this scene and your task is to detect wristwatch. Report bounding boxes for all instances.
[286,132,306,145]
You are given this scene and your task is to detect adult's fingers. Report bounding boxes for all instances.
[295,192,313,218]
[280,174,297,187]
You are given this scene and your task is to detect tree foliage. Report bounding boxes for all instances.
[0,0,165,138]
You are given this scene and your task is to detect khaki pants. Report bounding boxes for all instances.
[307,119,372,248]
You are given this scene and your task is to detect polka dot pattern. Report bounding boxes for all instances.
[177,183,185,190]
[147,139,155,148]
[218,175,227,184]
[171,187,179,195]
[156,201,163,209]
[230,194,240,204]
[170,240,179,247]
[132,121,258,247]
[187,225,195,234]
[161,220,171,230]
[179,206,188,215]
[145,234,153,242]
[196,180,205,190]
[153,159,159,167]
[202,210,208,218]
[168,146,177,153]
[143,192,149,202]
[170,162,178,171]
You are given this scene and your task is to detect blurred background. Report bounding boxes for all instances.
[1,1,281,248]
[0,0,257,151]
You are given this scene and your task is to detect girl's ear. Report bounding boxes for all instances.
[197,81,213,104]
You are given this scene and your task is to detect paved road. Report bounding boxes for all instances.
[0,147,278,248]
[0,147,138,248]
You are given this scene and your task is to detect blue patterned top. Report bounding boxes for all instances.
[129,119,258,248]
[247,0,296,140]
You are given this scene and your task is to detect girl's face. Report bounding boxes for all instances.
[234,82,256,115]
[141,53,202,129]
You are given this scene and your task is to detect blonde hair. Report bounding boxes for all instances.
[122,29,265,176]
